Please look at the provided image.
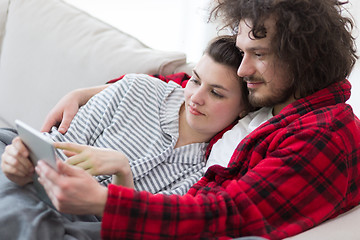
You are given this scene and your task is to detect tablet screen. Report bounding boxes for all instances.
[15,119,57,170]
[15,119,57,207]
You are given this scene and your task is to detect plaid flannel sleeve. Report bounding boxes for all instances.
[101,105,360,239]
[101,183,238,239]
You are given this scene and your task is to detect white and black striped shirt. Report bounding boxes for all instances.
[47,74,207,195]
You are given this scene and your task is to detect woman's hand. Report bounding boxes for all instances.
[54,142,134,188]
[41,85,109,134]
[0,137,34,186]
[36,159,108,216]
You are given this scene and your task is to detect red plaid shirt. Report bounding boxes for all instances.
[101,79,360,239]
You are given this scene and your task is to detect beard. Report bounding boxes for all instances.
[245,77,295,108]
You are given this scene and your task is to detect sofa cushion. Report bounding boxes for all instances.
[286,204,360,239]
[0,0,188,129]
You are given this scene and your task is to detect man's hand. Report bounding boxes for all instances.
[41,90,82,134]
[36,159,108,216]
[41,85,110,134]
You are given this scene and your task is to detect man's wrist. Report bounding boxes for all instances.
[94,185,108,217]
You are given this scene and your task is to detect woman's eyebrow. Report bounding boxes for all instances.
[211,84,229,91]
[193,69,229,91]
[192,69,201,79]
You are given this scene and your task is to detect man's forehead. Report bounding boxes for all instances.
[236,18,276,49]
[237,19,254,39]
[237,18,276,39]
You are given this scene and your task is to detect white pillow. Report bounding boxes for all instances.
[0,0,188,129]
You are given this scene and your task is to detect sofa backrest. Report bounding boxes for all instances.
[0,0,9,58]
[0,0,193,129]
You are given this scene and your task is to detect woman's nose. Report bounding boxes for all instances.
[191,87,205,106]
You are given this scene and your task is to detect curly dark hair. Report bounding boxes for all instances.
[210,0,358,98]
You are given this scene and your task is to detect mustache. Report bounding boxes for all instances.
[243,76,264,82]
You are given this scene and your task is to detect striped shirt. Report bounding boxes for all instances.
[47,74,207,195]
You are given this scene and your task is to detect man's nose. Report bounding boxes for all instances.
[237,54,255,77]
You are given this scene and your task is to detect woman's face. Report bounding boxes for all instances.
[183,54,245,138]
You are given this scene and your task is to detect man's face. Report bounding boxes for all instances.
[236,19,295,114]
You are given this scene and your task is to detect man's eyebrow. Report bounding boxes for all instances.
[242,46,270,52]
[250,46,270,51]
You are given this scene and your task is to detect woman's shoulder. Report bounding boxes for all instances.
[121,73,167,87]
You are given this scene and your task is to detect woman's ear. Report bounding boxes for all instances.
[239,110,248,119]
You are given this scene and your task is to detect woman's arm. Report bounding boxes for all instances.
[41,85,110,134]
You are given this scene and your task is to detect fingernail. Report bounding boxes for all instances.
[37,161,44,168]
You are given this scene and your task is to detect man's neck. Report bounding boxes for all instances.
[273,96,297,116]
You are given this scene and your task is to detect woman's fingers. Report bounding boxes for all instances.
[54,142,87,153]
[2,140,34,176]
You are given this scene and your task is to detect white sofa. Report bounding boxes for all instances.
[0,0,193,130]
[0,0,359,239]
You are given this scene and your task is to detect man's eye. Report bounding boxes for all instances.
[255,52,265,58]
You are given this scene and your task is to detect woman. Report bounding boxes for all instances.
[0,35,251,239]
[2,35,250,196]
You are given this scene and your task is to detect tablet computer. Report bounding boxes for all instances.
[15,119,57,207]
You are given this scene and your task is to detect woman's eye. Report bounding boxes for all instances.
[211,90,224,98]
[190,78,200,85]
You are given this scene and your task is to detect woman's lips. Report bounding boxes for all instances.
[188,105,204,116]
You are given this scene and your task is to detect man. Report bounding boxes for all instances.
[10,0,360,239]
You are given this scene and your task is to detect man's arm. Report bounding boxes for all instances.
[36,160,108,216]
[41,85,109,133]
[40,72,191,134]
[34,119,356,239]
[100,119,358,239]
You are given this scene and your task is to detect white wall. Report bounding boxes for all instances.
[347,0,360,116]
[65,0,360,116]
[65,0,219,63]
